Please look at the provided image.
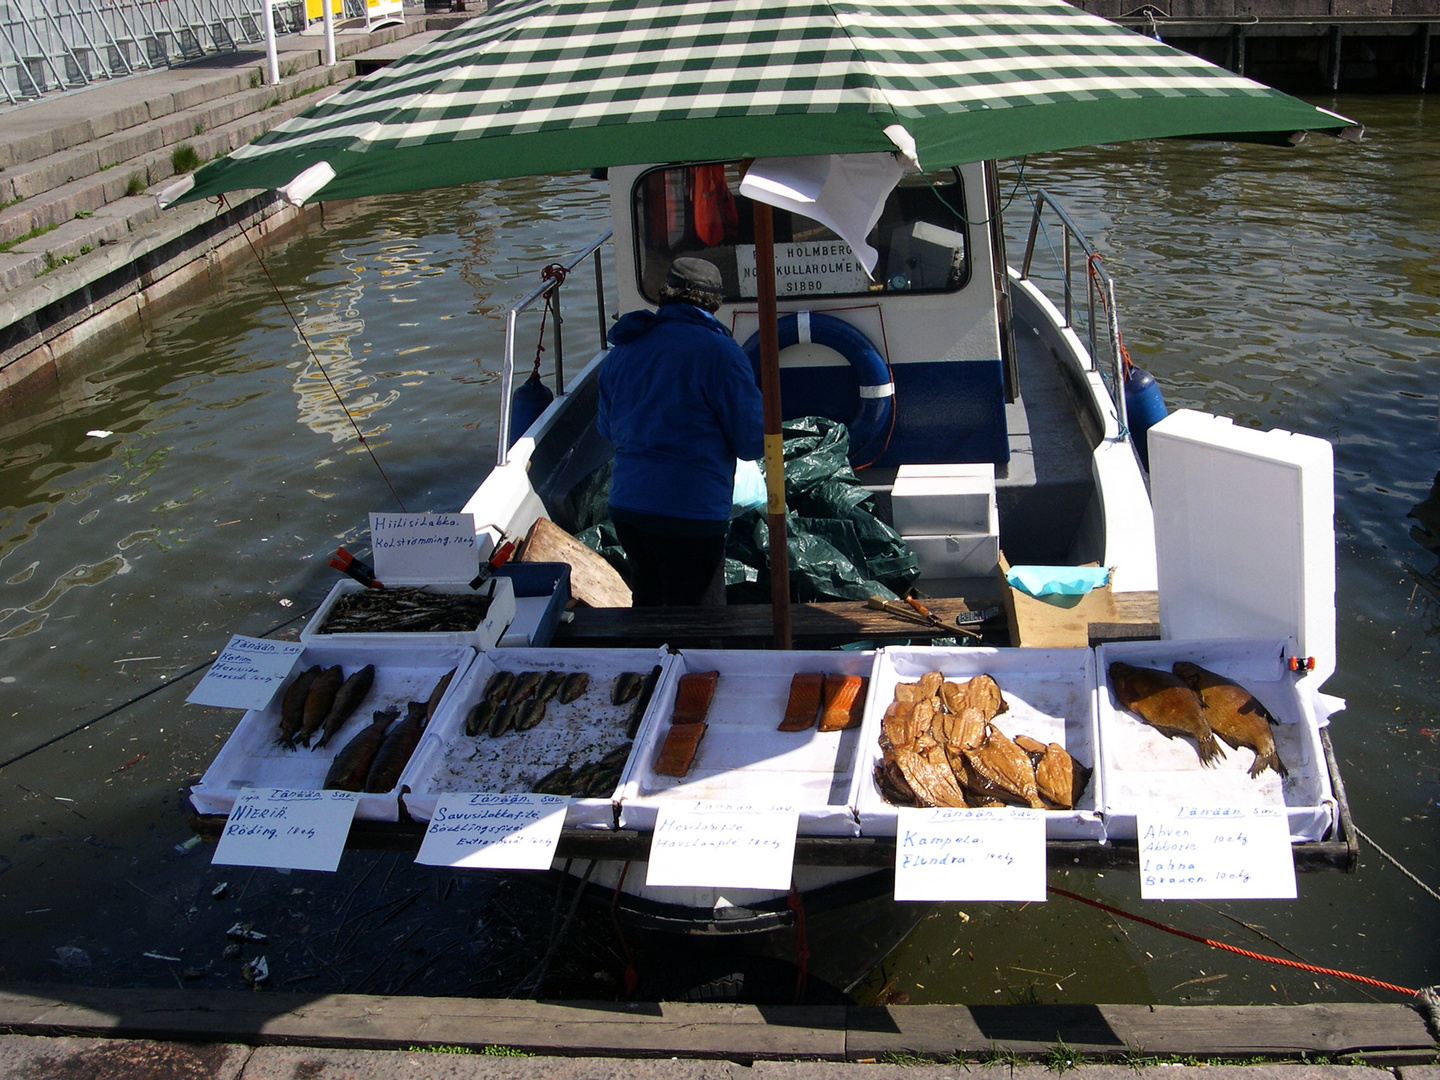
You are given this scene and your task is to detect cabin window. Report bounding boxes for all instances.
[632,162,970,304]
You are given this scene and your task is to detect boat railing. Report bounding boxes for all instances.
[496,229,614,467]
[1017,191,1130,438]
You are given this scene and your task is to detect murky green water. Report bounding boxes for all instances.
[0,97,1434,1005]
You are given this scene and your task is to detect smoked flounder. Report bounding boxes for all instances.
[1173,661,1287,778]
[1107,661,1225,767]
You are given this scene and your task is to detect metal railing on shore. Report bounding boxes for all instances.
[0,0,274,105]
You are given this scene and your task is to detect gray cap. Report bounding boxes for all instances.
[665,257,724,295]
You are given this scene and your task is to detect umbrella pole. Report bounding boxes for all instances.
[753,202,792,650]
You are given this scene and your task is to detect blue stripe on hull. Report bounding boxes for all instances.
[773,359,1009,467]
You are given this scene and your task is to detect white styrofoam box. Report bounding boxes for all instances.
[850,646,1104,840]
[904,532,1000,579]
[1148,409,1336,686]
[892,463,997,536]
[400,647,675,829]
[1095,638,1334,842]
[190,643,474,822]
[616,649,875,836]
[300,576,515,651]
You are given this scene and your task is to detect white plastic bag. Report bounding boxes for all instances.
[731,458,767,517]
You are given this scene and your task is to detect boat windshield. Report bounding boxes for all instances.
[631,162,970,304]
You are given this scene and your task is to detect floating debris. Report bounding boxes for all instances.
[222,943,242,961]
[143,951,182,962]
[226,923,267,943]
[211,882,229,901]
[241,955,269,987]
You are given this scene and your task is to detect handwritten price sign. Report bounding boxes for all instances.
[893,807,1046,901]
[1138,806,1296,899]
[186,636,305,710]
[415,793,568,870]
[212,788,357,871]
[646,802,799,890]
[369,512,477,582]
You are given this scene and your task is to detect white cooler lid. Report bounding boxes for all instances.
[1148,409,1336,686]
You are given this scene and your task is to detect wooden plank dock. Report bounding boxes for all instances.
[0,984,1432,1061]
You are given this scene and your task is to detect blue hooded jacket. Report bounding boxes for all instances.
[598,304,765,525]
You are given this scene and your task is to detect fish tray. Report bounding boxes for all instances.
[616,649,875,837]
[190,643,474,822]
[299,576,515,651]
[850,646,1105,840]
[1095,638,1335,842]
[399,647,676,829]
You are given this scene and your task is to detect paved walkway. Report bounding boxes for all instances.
[0,1037,1435,1080]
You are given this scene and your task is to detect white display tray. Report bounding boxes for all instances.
[399,647,675,829]
[1095,638,1334,842]
[615,649,874,837]
[850,646,1104,840]
[299,576,515,651]
[190,642,474,822]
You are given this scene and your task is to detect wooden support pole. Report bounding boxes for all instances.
[752,202,792,650]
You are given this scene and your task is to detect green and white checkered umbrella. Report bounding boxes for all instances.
[172,0,1356,205]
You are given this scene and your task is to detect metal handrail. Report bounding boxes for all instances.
[1018,190,1130,439]
[496,229,612,466]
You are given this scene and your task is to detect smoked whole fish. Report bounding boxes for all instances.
[1107,661,1225,767]
[363,700,427,793]
[313,664,375,750]
[1173,661,1287,778]
[323,708,399,791]
[298,665,345,748]
[275,664,321,750]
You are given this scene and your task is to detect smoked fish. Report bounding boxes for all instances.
[1107,661,1225,767]
[313,664,375,750]
[1173,661,1287,778]
[324,708,398,791]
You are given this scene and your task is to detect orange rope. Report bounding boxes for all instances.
[1048,885,1419,998]
[530,263,570,378]
[787,881,811,1004]
[1086,252,1135,378]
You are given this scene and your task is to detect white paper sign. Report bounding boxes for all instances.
[414,793,568,870]
[645,802,798,890]
[212,788,357,872]
[1138,806,1297,899]
[893,807,1047,902]
[186,636,305,710]
[369,512,477,582]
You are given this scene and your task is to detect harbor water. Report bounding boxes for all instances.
[0,96,1435,1005]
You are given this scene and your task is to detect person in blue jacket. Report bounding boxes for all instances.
[598,257,764,606]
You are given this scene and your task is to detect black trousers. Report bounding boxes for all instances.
[614,520,726,607]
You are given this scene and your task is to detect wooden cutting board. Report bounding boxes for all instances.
[519,516,632,608]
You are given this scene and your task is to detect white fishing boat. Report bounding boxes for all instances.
[174,0,1362,942]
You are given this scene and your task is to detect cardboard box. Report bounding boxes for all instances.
[998,553,1117,648]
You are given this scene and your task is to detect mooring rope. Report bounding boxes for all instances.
[1048,885,1419,998]
[215,194,407,513]
[1352,824,1440,904]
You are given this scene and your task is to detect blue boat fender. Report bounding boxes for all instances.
[1123,364,1167,471]
[742,311,895,467]
[509,371,555,447]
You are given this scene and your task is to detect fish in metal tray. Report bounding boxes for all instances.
[363,700,427,793]
[626,665,663,739]
[1107,661,1225,767]
[611,671,643,706]
[1173,661,1287,778]
[319,586,493,634]
[507,670,544,704]
[532,765,572,795]
[514,696,548,731]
